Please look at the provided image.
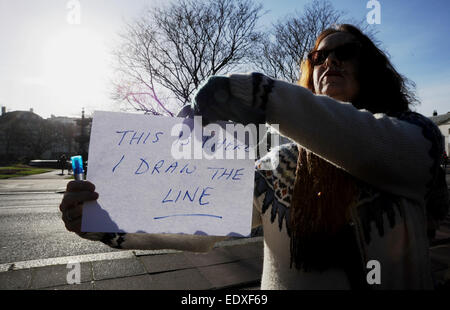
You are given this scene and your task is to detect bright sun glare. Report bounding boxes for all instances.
[41,26,110,115]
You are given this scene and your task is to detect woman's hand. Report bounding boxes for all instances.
[59,180,98,234]
[192,73,273,125]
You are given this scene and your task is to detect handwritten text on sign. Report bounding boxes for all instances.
[81,111,255,236]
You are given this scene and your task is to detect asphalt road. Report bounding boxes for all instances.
[0,181,120,264]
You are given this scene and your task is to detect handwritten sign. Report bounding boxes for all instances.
[81,111,255,236]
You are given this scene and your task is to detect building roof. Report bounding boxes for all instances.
[47,116,78,125]
[429,112,450,126]
[0,110,43,125]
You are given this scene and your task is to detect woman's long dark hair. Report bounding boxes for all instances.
[299,24,418,116]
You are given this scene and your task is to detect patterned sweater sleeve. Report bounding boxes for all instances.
[229,74,443,204]
[78,201,262,251]
[253,144,298,236]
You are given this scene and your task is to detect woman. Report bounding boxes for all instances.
[60,24,447,289]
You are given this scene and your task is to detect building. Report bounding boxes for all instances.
[0,106,92,163]
[44,115,79,158]
[429,112,450,155]
[0,109,45,162]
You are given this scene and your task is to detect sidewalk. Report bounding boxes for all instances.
[0,169,69,193]
[0,169,449,290]
[0,239,264,290]
[11,169,72,180]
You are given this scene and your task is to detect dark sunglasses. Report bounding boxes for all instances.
[308,42,361,66]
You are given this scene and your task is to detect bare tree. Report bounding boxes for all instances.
[25,118,55,159]
[1,120,27,161]
[254,0,347,83]
[48,121,76,156]
[112,0,264,115]
[0,113,53,162]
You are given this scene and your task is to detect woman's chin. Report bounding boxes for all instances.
[321,88,348,101]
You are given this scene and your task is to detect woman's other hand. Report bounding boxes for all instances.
[59,180,98,234]
[192,73,270,125]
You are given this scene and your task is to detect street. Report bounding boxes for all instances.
[0,173,120,264]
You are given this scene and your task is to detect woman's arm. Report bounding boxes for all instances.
[77,211,263,252]
[77,232,226,252]
[227,73,442,202]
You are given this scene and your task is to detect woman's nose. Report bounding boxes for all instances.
[324,51,340,67]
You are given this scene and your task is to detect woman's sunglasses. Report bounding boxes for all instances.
[307,42,361,66]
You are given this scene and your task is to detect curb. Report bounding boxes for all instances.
[0,237,263,273]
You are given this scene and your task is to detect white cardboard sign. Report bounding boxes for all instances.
[81,111,255,236]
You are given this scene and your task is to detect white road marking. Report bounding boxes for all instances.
[0,237,263,272]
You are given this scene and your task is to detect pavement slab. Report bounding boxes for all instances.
[221,242,264,260]
[197,257,263,289]
[94,274,154,290]
[0,268,31,290]
[184,247,241,267]
[92,258,147,281]
[145,269,213,290]
[139,252,195,274]
[30,262,92,289]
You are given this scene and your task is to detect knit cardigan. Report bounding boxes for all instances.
[76,74,445,289]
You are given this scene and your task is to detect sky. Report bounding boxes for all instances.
[0,0,449,119]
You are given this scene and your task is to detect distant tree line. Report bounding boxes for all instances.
[0,112,89,164]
